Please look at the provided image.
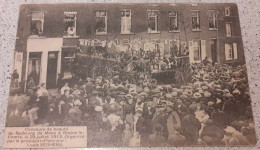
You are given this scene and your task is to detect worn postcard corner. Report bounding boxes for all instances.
[5,2,257,148]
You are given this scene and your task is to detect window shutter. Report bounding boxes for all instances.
[40,13,44,35]
[189,41,194,63]
[225,44,229,60]
[233,43,238,59]
[201,40,206,60]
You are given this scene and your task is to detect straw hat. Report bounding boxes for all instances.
[95,106,103,112]
[74,99,82,106]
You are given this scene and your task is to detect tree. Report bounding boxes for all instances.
[177,5,191,44]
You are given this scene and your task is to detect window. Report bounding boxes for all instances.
[28,52,41,85]
[225,23,232,36]
[121,10,131,34]
[209,10,217,30]
[193,40,201,61]
[31,12,44,36]
[169,11,178,31]
[62,51,75,79]
[225,43,238,60]
[64,12,77,37]
[189,40,206,63]
[192,10,200,31]
[148,10,159,33]
[96,10,107,34]
[225,7,231,16]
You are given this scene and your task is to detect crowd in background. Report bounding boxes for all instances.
[6,59,257,147]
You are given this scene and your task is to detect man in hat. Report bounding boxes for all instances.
[182,105,201,145]
[156,100,181,139]
[59,94,73,125]
[166,101,181,133]
[135,95,144,113]
[147,123,167,147]
[85,78,95,95]
[61,83,70,95]
[167,101,186,146]
[56,73,64,92]
[133,110,145,144]
[142,97,156,146]
[114,96,125,118]
[123,94,135,121]
[151,100,168,137]
[222,126,250,145]
[36,83,49,121]
[11,69,19,89]
[222,97,235,124]
[26,77,36,96]
[66,100,83,126]
[151,95,160,107]
[200,121,225,146]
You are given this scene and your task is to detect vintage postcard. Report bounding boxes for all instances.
[4,2,257,148]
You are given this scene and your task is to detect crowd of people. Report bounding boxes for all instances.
[7,46,256,147]
[6,58,256,147]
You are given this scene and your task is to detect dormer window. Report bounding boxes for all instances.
[225,7,231,16]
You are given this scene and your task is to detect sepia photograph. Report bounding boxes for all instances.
[4,2,257,148]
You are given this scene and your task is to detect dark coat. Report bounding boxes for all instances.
[142,104,156,133]
[147,133,167,147]
[57,76,64,90]
[200,125,225,145]
[135,116,145,135]
[85,82,95,94]
[60,103,73,119]
[182,114,201,145]
[151,111,169,138]
[123,103,135,119]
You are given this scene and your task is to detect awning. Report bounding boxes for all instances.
[63,38,79,47]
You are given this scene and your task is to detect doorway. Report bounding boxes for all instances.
[210,39,217,63]
[46,52,58,89]
[27,52,41,86]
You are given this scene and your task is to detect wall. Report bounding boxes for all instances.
[26,38,63,84]
[15,3,245,83]
[16,3,244,63]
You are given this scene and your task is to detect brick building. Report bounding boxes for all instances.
[12,3,245,90]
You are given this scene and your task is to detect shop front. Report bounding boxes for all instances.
[26,38,63,89]
[62,38,79,80]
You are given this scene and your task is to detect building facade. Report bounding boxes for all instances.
[13,3,245,90]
